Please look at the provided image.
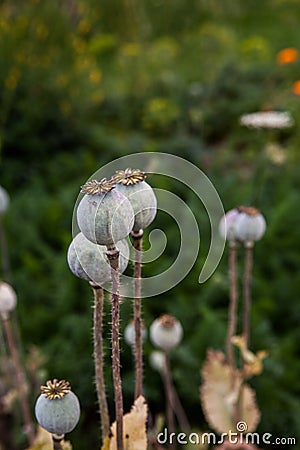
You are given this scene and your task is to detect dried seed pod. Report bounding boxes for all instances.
[0,281,17,320]
[124,320,147,347]
[113,168,157,232]
[77,178,134,246]
[150,314,183,351]
[67,233,129,284]
[235,207,266,243]
[35,379,80,436]
[218,208,240,242]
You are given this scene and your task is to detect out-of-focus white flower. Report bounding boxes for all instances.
[240,111,294,129]
[124,320,147,347]
[149,350,165,373]
[265,143,286,165]
[0,281,17,319]
[0,186,9,213]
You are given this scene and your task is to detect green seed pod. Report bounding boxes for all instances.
[35,379,80,436]
[235,207,266,243]
[77,178,134,246]
[0,281,17,320]
[0,186,9,213]
[150,314,183,351]
[112,168,157,232]
[67,233,129,284]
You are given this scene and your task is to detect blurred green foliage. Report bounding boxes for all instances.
[1,0,300,448]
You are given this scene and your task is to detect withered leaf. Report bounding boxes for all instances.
[107,395,148,450]
[200,350,260,434]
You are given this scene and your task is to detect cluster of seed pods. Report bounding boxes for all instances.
[35,168,158,449]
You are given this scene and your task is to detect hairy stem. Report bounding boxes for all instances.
[243,242,253,347]
[226,241,238,370]
[2,315,35,446]
[52,434,64,450]
[131,229,143,400]
[106,247,123,450]
[90,283,110,441]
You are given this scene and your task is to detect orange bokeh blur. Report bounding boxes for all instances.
[276,47,299,64]
[292,80,300,95]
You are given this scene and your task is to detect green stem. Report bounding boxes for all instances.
[106,247,124,450]
[131,229,143,400]
[90,283,110,441]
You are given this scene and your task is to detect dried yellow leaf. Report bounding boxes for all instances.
[100,436,111,450]
[108,395,148,450]
[200,350,260,434]
[25,426,72,450]
[231,335,268,378]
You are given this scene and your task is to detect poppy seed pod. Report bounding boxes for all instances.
[150,314,183,351]
[0,186,9,213]
[124,320,147,347]
[67,233,129,285]
[112,168,157,232]
[219,208,240,242]
[235,207,266,243]
[77,178,134,246]
[35,379,80,436]
[0,281,17,320]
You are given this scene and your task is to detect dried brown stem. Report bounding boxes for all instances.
[170,382,190,432]
[162,352,176,449]
[131,229,143,400]
[226,242,238,370]
[90,283,110,441]
[243,243,253,347]
[2,316,35,446]
[160,352,190,433]
[106,248,124,450]
[52,434,64,450]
